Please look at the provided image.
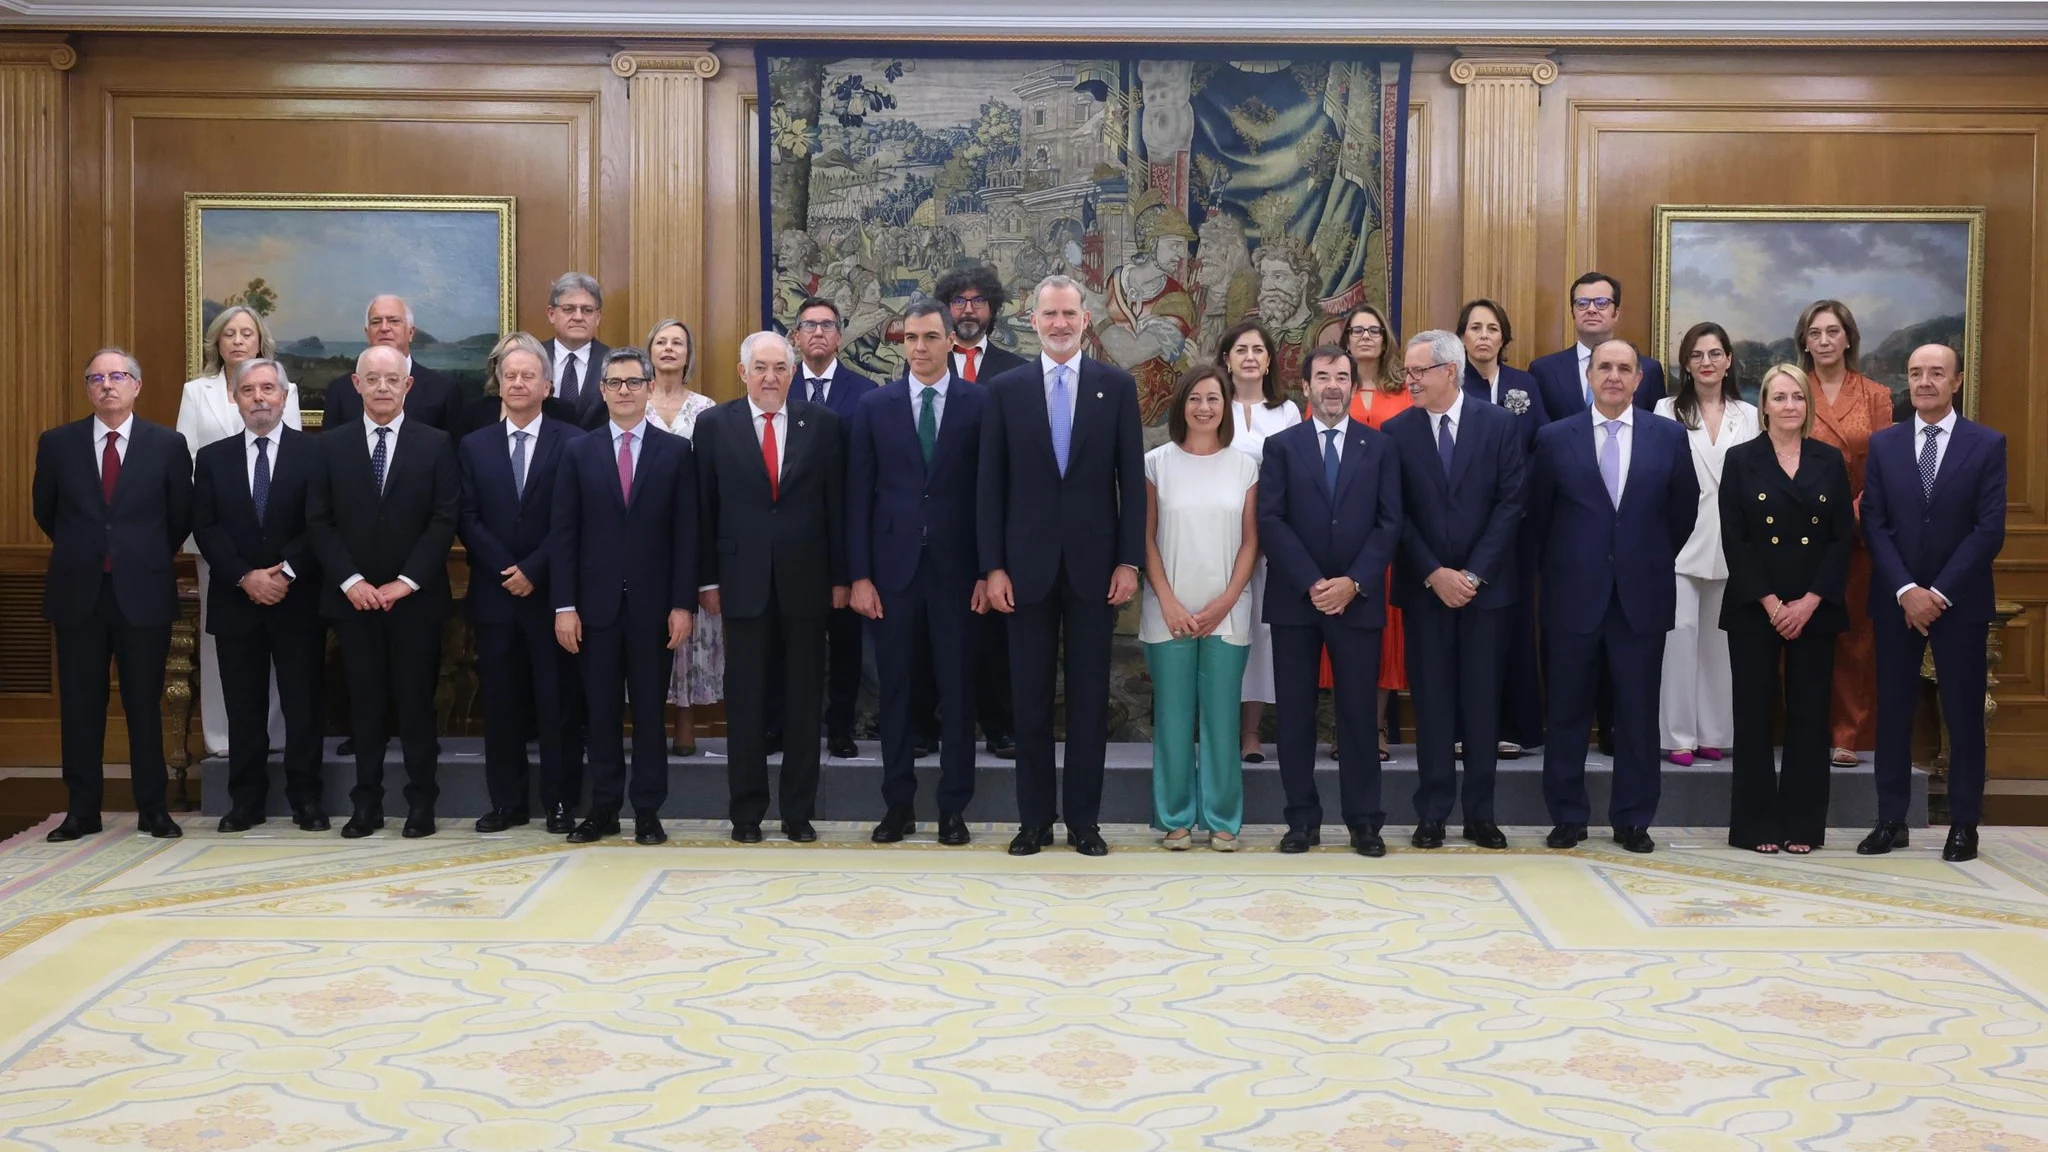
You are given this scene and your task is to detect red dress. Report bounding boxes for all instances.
[1316,386,1413,691]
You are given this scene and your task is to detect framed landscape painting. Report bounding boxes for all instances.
[184,193,516,423]
[1652,205,1984,417]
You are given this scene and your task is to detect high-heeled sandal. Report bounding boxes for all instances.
[1781,842,1814,855]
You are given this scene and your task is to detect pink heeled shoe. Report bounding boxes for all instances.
[1665,750,1695,767]
[1694,747,1723,761]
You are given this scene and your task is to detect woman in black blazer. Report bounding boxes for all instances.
[1718,364,1855,854]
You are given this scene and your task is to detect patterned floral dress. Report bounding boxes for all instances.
[648,389,725,707]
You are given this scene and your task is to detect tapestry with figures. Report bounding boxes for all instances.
[760,48,1411,429]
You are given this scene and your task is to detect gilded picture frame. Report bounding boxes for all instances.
[184,193,517,425]
[1652,205,1985,418]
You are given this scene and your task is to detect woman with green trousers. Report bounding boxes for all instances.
[1141,366,1261,850]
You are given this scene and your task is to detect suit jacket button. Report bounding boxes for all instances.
[1819,494,1827,502]
[1758,493,1766,501]
[1766,516,1774,524]
[1811,516,1820,524]
[1770,536,1779,545]
[1801,537,1809,545]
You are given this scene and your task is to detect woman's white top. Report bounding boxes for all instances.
[1139,442,1260,645]
[1654,395,1759,580]
[1229,397,1301,466]
[176,369,304,551]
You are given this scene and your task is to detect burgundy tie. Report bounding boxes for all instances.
[617,430,634,501]
[101,430,120,571]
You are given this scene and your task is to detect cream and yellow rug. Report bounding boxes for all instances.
[1,819,2046,1151]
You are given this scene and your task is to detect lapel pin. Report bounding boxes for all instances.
[1096,391,1103,399]
[798,419,806,428]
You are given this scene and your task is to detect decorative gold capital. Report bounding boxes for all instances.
[611,44,720,81]
[1449,55,1557,86]
[0,37,77,71]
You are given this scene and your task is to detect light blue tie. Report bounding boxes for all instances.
[1049,364,1073,476]
[1599,419,1623,508]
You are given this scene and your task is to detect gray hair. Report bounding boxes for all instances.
[1032,274,1084,311]
[486,332,550,398]
[200,305,278,377]
[230,357,287,390]
[603,345,654,382]
[550,272,604,310]
[365,295,415,328]
[84,346,142,382]
[1407,329,1467,380]
[739,330,796,367]
[646,317,696,383]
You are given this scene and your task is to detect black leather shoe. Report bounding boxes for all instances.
[1596,734,1615,758]
[635,813,667,845]
[46,815,101,842]
[911,734,937,759]
[217,810,266,834]
[335,737,355,757]
[1614,825,1656,854]
[474,808,529,834]
[340,807,384,839]
[986,733,1018,760]
[1008,825,1052,856]
[1545,823,1586,849]
[937,811,970,846]
[1463,821,1509,850]
[292,807,330,833]
[1942,824,1979,862]
[872,806,916,843]
[827,733,859,759]
[402,806,437,839]
[1067,827,1109,856]
[544,802,575,834]
[1857,821,1910,855]
[731,823,763,844]
[567,815,620,844]
[1278,826,1322,854]
[137,810,183,838]
[1350,827,1387,857]
[783,819,817,843]
[1411,820,1446,849]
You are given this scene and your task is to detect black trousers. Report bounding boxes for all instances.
[1728,625,1836,848]
[1272,617,1384,832]
[1876,612,1989,825]
[55,577,171,818]
[1543,594,1665,828]
[333,597,443,810]
[1009,563,1115,831]
[579,595,668,817]
[476,611,585,814]
[1405,599,1507,824]
[726,585,825,825]
[215,614,324,815]
[873,554,979,814]
[765,604,863,741]
[911,608,1014,743]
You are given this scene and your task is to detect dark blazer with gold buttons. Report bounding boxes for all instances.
[1716,435,1854,635]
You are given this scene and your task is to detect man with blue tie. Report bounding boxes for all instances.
[1527,340,1698,853]
[1385,331,1526,850]
[848,301,989,845]
[1527,273,1669,421]
[1858,344,2006,863]
[1258,346,1403,857]
[792,296,880,760]
[980,275,1147,857]
[458,334,583,834]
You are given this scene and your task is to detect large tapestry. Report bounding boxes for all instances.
[761,48,1410,429]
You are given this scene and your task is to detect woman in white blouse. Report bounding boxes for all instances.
[1653,321,1759,767]
[176,305,303,755]
[1143,365,1260,850]
[643,318,724,757]
[1215,321,1298,765]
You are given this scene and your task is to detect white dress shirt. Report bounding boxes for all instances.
[506,412,544,493]
[340,412,418,594]
[951,339,990,380]
[1897,407,1962,605]
[1039,352,1082,423]
[1590,404,1634,503]
[92,413,135,477]
[801,360,841,406]
[242,428,296,579]
[907,372,951,433]
[551,340,591,400]
[746,399,785,483]
[1429,390,1466,447]
[1308,413,1351,461]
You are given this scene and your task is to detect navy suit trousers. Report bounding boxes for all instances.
[1542,593,1665,827]
[1271,618,1384,831]
[871,552,979,814]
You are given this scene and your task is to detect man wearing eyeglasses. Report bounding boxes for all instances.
[319,295,466,432]
[543,273,612,428]
[34,349,193,841]
[1527,272,1668,423]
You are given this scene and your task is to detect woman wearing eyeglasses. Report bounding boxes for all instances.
[1332,304,1411,763]
[1652,322,1758,769]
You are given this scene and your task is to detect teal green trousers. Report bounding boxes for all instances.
[1144,636,1250,834]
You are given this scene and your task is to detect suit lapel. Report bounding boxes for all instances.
[1925,420,1975,505]
[1334,421,1373,507]
[1443,408,1476,494]
[1015,365,1060,475]
[1065,360,1099,467]
[1566,413,1602,506]
[929,384,972,481]
[1616,419,1655,516]
[729,401,775,499]
[524,421,564,509]
[779,403,815,493]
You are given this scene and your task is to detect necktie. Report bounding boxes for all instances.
[918,386,938,466]
[1321,427,1340,496]
[1437,414,1455,476]
[371,426,390,493]
[101,430,120,572]
[809,376,826,405]
[511,429,530,499]
[560,350,581,409]
[1581,354,1593,406]
[1048,365,1073,476]
[1920,425,1941,499]
[252,436,271,522]
[617,429,634,501]
[957,346,979,383]
[1599,419,1623,508]
[761,412,780,501]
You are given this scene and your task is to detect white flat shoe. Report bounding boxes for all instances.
[1163,830,1193,851]
[1210,832,1239,853]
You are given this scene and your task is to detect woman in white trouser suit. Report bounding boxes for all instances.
[1653,321,1756,766]
[176,305,303,755]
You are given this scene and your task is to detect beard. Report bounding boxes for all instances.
[951,314,986,343]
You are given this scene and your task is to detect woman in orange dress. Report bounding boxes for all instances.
[1796,299,1892,767]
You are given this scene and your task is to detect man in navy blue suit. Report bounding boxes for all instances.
[1527,272,1668,421]
[848,301,989,846]
[551,347,697,846]
[1385,331,1526,851]
[980,275,1147,857]
[1258,346,1403,858]
[792,296,880,760]
[1858,344,2006,862]
[459,334,584,835]
[1527,339,1698,853]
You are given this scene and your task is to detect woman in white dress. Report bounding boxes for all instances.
[1215,321,1298,764]
[176,305,303,756]
[643,318,724,756]
[1653,321,1759,767]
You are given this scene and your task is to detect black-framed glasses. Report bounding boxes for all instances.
[1400,362,1451,383]
[85,371,137,386]
[1572,296,1618,312]
[947,294,991,309]
[603,376,650,392]
[1347,324,1386,339]
[794,319,841,333]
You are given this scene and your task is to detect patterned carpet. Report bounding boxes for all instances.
[1,818,2045,1150]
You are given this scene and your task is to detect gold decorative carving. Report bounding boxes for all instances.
[1449,54,1556,365]
[0,42,71,547]
[610,49,720,80]
[615,44,717,347]
[1448,57,1558,85]
[0,38,75,71]
[163,586,200,809]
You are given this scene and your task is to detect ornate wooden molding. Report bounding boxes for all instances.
[612,43,717,348]
[0,37,77,71]
[0,38,71,546]
[610,45,720,80]
[1450,53,1556,366]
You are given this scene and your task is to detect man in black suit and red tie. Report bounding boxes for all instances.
[191,358,326,833]
[1859,344,2007,863]
[543,272,612,429]
[33,348,193,842]
[979,275,1147,857]
[320,295,466,431]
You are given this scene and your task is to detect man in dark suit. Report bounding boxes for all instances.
[551,347,697,846]
[1527,272,1668,421]
[697,332,847,844]
[1386,331,1527,850]
[459,334,585,835]
[320,295,466,431]
[1859,344,2007,863]
[1258,346,1403,857]
[981,275,1148,858]
[1527,339,1699,854]
[543,272,612,428]
[848,301,988,846]
[791,296,880,759]
[33,348,193,841]
[191,359,325,832]
[308,345,461,839]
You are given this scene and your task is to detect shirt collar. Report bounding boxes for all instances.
[909,371,952,398]
[243,427,280,451]
[1432,390,1467,426]
[93,413,135,443]
[368,411,405,435]
[507,411,543,437]
[959,338,989,354]
[1039,352,1082,380]
[554,339,588,362]
[804,360,838,383]
[1312,413,1350,436]
[609,418,649,443]
[1590,403,1635,429]
[747,397,787,423]
[1918,408,1959,437]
